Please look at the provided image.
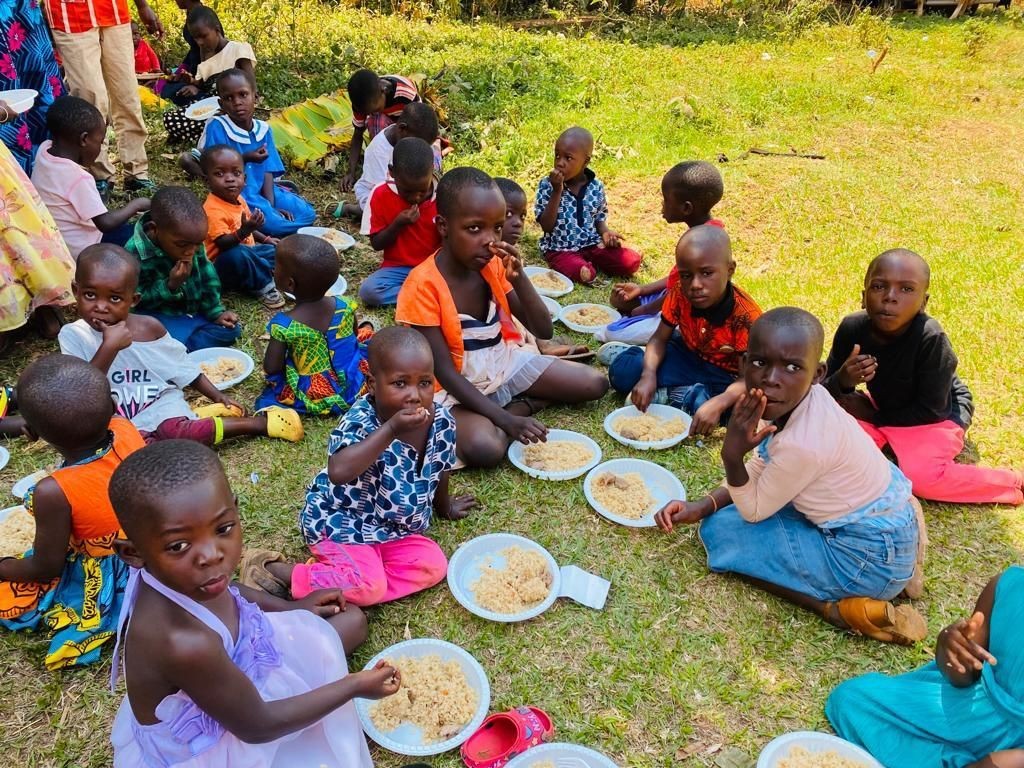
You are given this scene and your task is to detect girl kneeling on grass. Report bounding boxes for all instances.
[242,327,477,606]
[108,440,399,767]
[395,166,609,469]
[655,307,927,645]
[827,565,1024,767]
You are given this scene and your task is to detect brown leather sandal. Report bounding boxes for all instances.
[835,597,927,645]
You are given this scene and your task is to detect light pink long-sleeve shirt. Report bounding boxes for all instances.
[726,385,893,525]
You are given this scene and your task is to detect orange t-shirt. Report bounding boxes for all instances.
[44,0,129,34]
[203,194,254,262]
[48,417,145,556]
[395,254,516,379]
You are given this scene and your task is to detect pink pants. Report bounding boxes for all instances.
[545,244,642,283]
[858,418,1023,505]
[141,416,217,445]
[290,534,448,607]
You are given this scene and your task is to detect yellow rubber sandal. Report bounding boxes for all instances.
[192,402,244,418]
[257,406,304,442]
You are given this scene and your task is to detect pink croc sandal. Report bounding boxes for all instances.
[461,706,554,768]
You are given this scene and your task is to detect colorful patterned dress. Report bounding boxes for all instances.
[0,140,74,334]
[0,0,64,173]
[255,296,368,417]
[0,418,145,669]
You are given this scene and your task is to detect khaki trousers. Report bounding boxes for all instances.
[51,23,149,181]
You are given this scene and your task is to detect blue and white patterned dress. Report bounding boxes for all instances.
[534,168,608,253]
[300,396,457,546]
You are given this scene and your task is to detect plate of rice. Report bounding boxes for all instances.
[507,429,602,481]
[184,96,220,121]
[603,403,692,451]
[356,638,490,756]
[447,532,561,622]
[583,458,685,528]
[558,303,621,334]
[506,742,620,768]
[0,505,34,557]
[540,295,561,320]
[524,266,573,298]
[187,348,254,391]
[757,732,882,768]
[297,226,356,252]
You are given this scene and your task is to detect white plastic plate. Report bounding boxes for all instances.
[0,446,8,472]
[184,96,220,121]
[757,732,883,768]
[506,742,620,768]
[558,303,621,334]
[447,532,561,623]
[524,266,573,298]
[298,226,356,252]
[187,347,254,391]
[583,458,685,528]
[507,428,601,481]
[355,638,490,756]
[12,469,48,501]
[603,403,692,451]
[540,295,560,320]
[0,89,37,114]
[0,505,31,555]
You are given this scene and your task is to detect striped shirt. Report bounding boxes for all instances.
[44,0,130,34]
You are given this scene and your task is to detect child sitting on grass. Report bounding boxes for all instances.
[255,234,370,417]
[132,22,161,76]
[31,96,150,257]
[358,137,441,307]
[655,308,926,646]
[163,6,257,145]
[608,226,761,437]
[825,248,1023,506]
[828,566,1024,766]
[0,355,145,670]
[107,440,397,766]
[397,167,609,468]
[61,245,303,444]
[338,102,440,220]
[201,144,284,310]
[128,186,241,352]
[241,327,476,606]
[599,161,725,348]
[340,69,422,193]
[187,68,316,236]
[535,126,641,284]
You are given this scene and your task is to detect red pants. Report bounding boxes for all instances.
[141,416,218,445]
[858,418,1022,505]
[545,244,642,283]
[290,534,448,607]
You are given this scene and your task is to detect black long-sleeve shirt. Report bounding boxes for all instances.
[824,311,974,428]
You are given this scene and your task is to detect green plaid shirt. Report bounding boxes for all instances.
[127,215,227,321]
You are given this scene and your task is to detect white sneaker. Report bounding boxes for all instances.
[597,341,634,366]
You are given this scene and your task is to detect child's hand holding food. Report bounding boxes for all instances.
[387,405,432,436]
[356,661,402,699]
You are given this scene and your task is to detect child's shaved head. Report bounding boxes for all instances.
[276,234,339,297]
[17,354,113,448]
[436,166,497,219]
[151,186,206,229]
[76,243,140,288]
[557,126,593,153]
[367,327,433,374]
[750,306,825,360]
[398,103,439,143]
[663,161,724,219]
[677,223,733,264]
[865,248,930,288]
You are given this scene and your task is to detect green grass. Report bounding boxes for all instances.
[3,6,1024,766]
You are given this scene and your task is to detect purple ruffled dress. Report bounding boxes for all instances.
[109,569,374,768]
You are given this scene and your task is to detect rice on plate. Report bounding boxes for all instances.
[522,441,594,473]
[563,305,614,327]
[0,506,34,556]
[470,546,553,614]
[612,412,688,442]
[776,746,871,768]
[590,473,653,520]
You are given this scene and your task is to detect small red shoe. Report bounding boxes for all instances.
[461,706,554,768]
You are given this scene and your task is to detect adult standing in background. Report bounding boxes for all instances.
[0,0,65,174]
[42,0,165,198]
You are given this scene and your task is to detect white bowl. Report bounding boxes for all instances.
[0,446,8,472]
[187,347,255,391]
[524,265,573,298]
[559,303,621,334]
[507,428,602,481]
[355,638,490,756]
[447,532,561,623]
[540,295,560,320]
[603,403,692,451]
[506,742,620,768]
[297,226,356,252]
[184,96,220,121]
[0,89,37,114]
[12,469,48,501]
[757,732,883,768]
[583,458,685,528]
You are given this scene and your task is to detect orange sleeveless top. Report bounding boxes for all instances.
[48,417,145,557]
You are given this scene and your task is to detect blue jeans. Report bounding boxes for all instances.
[607,331,735,396]
[136,311,241,352]
[358,266,413,307]
[698,466,918,601]
[100,222,134,247]
[213,243,276,294]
